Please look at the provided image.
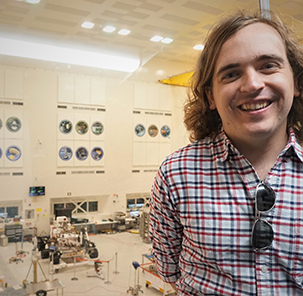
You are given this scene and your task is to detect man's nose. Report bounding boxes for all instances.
[240,69,265,94]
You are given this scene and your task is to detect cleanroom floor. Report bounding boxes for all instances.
[0,231,175,296]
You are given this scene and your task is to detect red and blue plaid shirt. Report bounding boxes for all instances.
[149,128,303,296]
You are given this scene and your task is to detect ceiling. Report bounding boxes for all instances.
[1,0,303,76]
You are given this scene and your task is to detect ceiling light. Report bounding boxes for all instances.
[161,38,173,44]
[81,22,94,29]
[103,26,116,33]
[193,44,204,50]
[118,29,131,36]
[150,35,163,42]
[0,36,140,73]
[25,0,40,3]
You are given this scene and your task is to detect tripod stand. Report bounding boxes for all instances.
[24,248,48,284]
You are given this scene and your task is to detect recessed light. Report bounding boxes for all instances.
[103,26,116,33]
[25,0,40,3]
[81,22,94,29]
[161,37,173,44]
[193,44,204,50]
[118,29,131,36]
[150,35,163,42]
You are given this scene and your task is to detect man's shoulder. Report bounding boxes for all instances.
[163,136,221,165]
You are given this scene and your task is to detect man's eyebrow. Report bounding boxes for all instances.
[256,54,285,64]
[216,63,240,78]
[215,54,285,78]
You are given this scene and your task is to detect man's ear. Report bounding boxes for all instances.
[205,87,216,110]
[294,81,300,98]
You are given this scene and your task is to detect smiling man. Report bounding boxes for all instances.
[207,22,300,181]
[149,11,303,296]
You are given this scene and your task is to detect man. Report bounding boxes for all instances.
[149,10,303,296]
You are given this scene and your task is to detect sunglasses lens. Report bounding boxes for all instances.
[252,219,274,249]
[256,183,275,212]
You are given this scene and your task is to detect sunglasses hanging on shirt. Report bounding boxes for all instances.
[251,182,276,251]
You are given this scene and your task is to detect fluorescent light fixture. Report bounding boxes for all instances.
[193,44,204,50]
[150,35,163,42]
[0,36,140,73]
[25,0,40,3]
[161,37,173,44]
[103,26,116,33]
[81,21,94,29]
[118,29,131,36]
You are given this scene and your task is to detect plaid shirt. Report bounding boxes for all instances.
[149,128,303,296]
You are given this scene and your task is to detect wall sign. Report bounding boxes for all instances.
[6,145,22,161]
[76,147,88,161]
[58,146,73,161]
[59,119,73,134]
[134,124,145,137]
[160,125,171,138]
[6,116,22,133]
[91,121,104,135]
[148,124,158,137]
[75,120,88,135]
[91,147,104,161]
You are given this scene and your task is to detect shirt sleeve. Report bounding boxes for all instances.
[149,164,183,283]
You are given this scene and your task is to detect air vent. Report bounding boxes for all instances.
[145,111,164,116]
[133,111,141,114]
[0,172,10,176]
[165,113,172,116]
[71,171,94,174]
[13,102,23,106]
[57,105,67,109]
[97,108,106,112]
[143,170,158,173]
[132,170,140,173]
[0,101,11,105]
[96,170,105,174]
[56,171,66,175]
[12,172,23,176]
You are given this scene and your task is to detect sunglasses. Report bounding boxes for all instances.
[251,182,276,251]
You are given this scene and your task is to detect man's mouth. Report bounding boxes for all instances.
[239,101,271,111]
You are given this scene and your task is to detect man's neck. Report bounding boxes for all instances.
[229,131,288,180]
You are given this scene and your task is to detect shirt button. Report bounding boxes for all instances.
[247,175,254,182]
[261,266,269,273]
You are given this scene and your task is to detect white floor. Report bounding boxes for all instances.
[0,232,176,296]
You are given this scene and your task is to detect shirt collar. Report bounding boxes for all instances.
[280,127,303,162]
[214,127,303,163]
[213,129,236,162]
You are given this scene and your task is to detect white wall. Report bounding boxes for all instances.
[0,60,190,235]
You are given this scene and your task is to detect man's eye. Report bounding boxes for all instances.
[262,62,279,71]
[222,72,238,80]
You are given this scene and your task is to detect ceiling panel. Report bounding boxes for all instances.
[0,0,302,72]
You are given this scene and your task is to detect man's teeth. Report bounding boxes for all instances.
[241,102,269,111]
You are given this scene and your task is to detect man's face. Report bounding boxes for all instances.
[207,22,299,145]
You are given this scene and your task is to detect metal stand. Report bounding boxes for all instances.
[113,252,119,274]
[71,256,78,281]
[104,261,111,284]
[24,249,48,284]
[127,261,143,296]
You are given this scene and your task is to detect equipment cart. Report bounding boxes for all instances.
[140,262,175,296]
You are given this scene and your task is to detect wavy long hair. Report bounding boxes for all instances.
[184,11,303,143]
